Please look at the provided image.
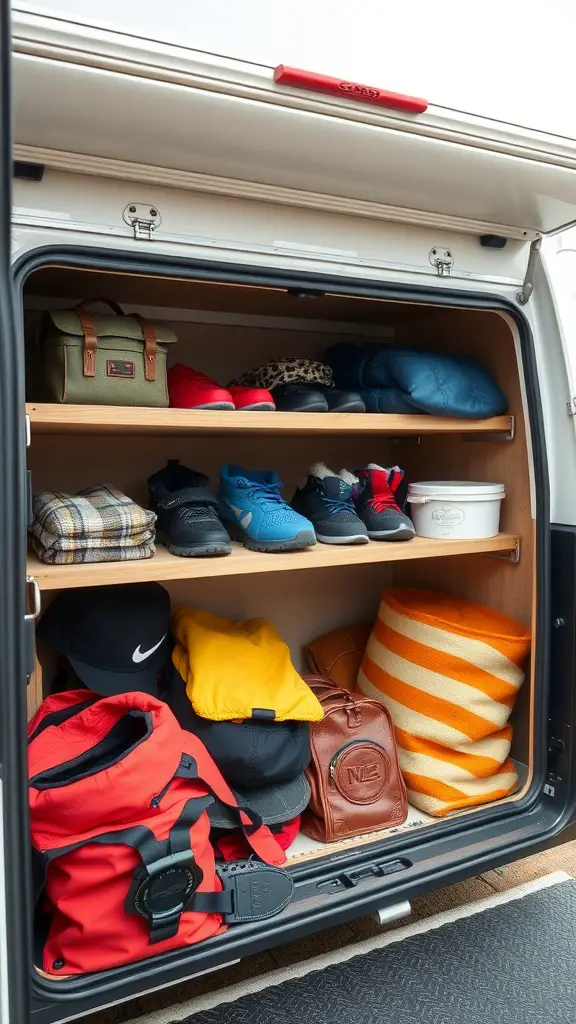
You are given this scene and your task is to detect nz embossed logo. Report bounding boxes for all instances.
[346,762,381,785]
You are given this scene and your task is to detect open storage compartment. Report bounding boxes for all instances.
[21,255,540,994]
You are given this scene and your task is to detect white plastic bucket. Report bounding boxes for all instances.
[406,481,505,540]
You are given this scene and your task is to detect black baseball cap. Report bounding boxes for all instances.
[37,583,173,697]
[163,667,311,788]
[208,774,311,829]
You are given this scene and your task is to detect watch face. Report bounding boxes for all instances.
[133,862,203,920]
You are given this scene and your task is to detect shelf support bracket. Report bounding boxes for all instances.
[462,416,515,443]
[485,539,520,564]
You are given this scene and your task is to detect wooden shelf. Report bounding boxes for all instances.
[25,404,514,438]
[27,534,519,590]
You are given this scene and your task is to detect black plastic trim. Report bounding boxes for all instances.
[545,526,576,802]
[13,161,45,182]
[0,5,33,1024]
[9,244,555,1018]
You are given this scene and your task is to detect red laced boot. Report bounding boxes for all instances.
[348,464,415,541]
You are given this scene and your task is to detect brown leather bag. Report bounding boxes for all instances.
[301,675,408,842]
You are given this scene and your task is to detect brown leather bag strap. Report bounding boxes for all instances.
[302,674,349,700]
[134,315,157,382]
[75,298,125,317]
[76,309,98,378]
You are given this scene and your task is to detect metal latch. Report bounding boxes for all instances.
[517,236,542,305]
[25,576,41,622]
[24,576,41,679]
[122,203,162,240]
[429,247,454,276]
[316,857,410,896]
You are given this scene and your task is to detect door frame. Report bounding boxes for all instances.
[15,245,564,1018]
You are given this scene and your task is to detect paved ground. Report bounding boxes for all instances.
[93,839,576,1023]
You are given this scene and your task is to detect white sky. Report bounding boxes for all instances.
[17,0,576,138]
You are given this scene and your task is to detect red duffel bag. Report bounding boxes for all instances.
[28,690,290,976]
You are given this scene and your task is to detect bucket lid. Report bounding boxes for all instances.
[407,481,505,497]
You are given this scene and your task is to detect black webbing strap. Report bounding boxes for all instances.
[157,487,218,510]
[191,889,235,915]
[174,754,263,836]
[34,824,159,906]
[140,795,214,943]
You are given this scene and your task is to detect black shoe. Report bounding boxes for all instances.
[347,464,415,541]
[271,384,329,412]
[291,464,369,544]
[148,460,232,556]
[316,387,366,412]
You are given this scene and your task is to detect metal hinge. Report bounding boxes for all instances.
[122,203,162,241]
[567,397,576,417]
[517,236,542,305]
[429,246,454,277]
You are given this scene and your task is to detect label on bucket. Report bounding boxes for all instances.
[431,504,465,527]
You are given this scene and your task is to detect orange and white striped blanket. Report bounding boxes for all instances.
[357,589,531,817]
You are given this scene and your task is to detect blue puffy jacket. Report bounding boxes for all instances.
[324,343,508,418]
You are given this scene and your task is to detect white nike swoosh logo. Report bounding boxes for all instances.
[132,634,167,663]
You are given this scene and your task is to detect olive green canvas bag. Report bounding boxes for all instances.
[37,299,177,406]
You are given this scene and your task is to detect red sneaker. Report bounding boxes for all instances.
[228,385,275,411]
[348,464,415,541]
[167,365,234,410]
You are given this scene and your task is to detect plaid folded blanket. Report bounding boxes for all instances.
[31,537,155,565]
[33,525,155,554]
[31,485,157,564]
[33,485,156,540]
[31,536,152,569]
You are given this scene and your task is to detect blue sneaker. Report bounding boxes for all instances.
[291,464,368,544]
[219,465,316,552]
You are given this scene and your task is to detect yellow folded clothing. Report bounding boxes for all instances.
[171,607,324,723]
[357,589,531,817]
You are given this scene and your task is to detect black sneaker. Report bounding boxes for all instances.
[271,384,329,412]
[316,387,366,412]
[291,464,369,544]
[148,460,232,557]
[346,464,415,541]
